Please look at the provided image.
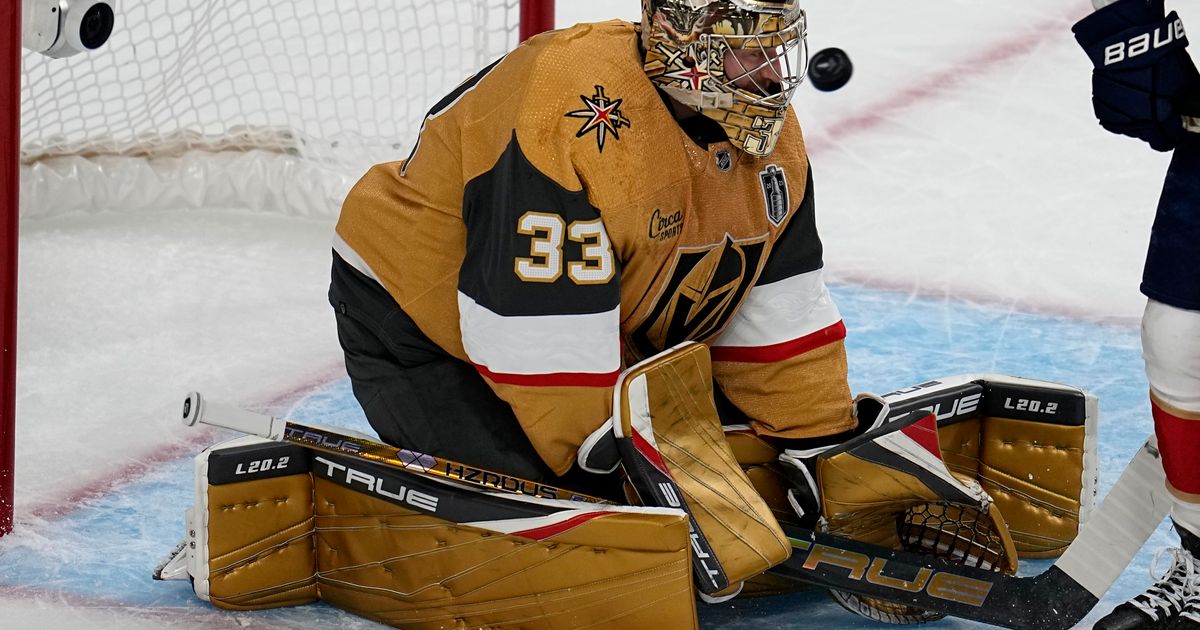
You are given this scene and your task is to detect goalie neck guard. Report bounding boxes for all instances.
[641,0,809,157]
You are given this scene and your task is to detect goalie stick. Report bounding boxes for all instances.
[180,392,612,505]
[183,393,1171,628]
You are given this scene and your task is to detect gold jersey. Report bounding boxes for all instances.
[334,20,853,474]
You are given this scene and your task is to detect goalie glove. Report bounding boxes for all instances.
[1073,0,1200,151]
[773,393,891,528]
[778,395,1020,626]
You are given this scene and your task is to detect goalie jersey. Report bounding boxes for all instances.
[334,20,854,475]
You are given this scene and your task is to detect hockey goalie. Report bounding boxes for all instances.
[158,342,1099,629]
[156,0,1103,626]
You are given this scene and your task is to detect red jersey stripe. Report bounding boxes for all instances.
[475,363,620,388]
[710,320,847,364]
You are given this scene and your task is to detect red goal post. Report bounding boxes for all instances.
[0,0,556,537]
[2,0,18,538]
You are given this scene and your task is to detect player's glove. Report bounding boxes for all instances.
[1073,0,1200,151]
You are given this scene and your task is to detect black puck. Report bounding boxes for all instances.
[809,47,853,92]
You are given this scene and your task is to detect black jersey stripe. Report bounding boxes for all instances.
[460,132,620,318]
[757,167,823,286]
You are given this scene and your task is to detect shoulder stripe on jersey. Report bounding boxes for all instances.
[401,54,508,176]
[711,320,845,363]
[713,269,842,349]
[458,291,621,383]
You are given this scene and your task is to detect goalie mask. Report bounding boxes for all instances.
[641,0,809,157]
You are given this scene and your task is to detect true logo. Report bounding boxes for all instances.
[566,85,632,153]
[396,449,436,473]
[759,164,790,226]
[314,456,440,513]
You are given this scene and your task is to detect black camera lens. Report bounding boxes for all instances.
[79,2,115,50]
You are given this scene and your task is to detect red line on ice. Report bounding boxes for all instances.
[802,7,1131,324]
[23,362,345,522]
[805,9,1087,155]
[0,584,252,628]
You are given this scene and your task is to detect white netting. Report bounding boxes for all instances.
[19,0,521,216]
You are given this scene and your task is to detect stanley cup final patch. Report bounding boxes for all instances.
[566,85,632,153]
[759,164,790,226]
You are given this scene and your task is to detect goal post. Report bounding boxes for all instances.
[1,0,19,538]
[0,0,557,538]
[521,0,556,43]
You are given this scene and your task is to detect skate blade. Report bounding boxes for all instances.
[152,539,189,581]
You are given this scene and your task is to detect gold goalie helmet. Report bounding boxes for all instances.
[641,0,809,157]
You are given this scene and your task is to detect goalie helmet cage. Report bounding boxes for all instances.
[0,0,556,537]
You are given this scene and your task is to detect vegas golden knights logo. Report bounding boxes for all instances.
[566,85,632,153]
[632,235,767,357]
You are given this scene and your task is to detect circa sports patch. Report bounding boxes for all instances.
[566,85,632,153]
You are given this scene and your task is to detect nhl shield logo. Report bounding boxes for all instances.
[759,164,790,226]
[716,150,732,172]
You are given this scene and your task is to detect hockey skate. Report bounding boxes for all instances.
[1095,523,1200,629]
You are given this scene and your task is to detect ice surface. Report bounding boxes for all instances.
[1,1,1185,628]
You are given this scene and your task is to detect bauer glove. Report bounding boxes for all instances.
[1073,0,1200,151]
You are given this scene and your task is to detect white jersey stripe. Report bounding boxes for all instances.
[458,292,621,377]
[713,269,842,349]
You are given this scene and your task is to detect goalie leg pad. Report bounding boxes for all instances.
[312,470,698,629]
[614,342,791,595]
[193,436,319,610]
[181,435,700,628]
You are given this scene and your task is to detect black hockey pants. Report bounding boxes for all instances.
[328,251,619,497]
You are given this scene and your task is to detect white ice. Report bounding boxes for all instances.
[2,1,1183,628]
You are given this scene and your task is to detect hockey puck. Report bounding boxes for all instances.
[808,47,853,92]
[182,392,201,426]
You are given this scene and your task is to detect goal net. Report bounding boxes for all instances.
[1,0,552,537]
[19,0,533,217]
